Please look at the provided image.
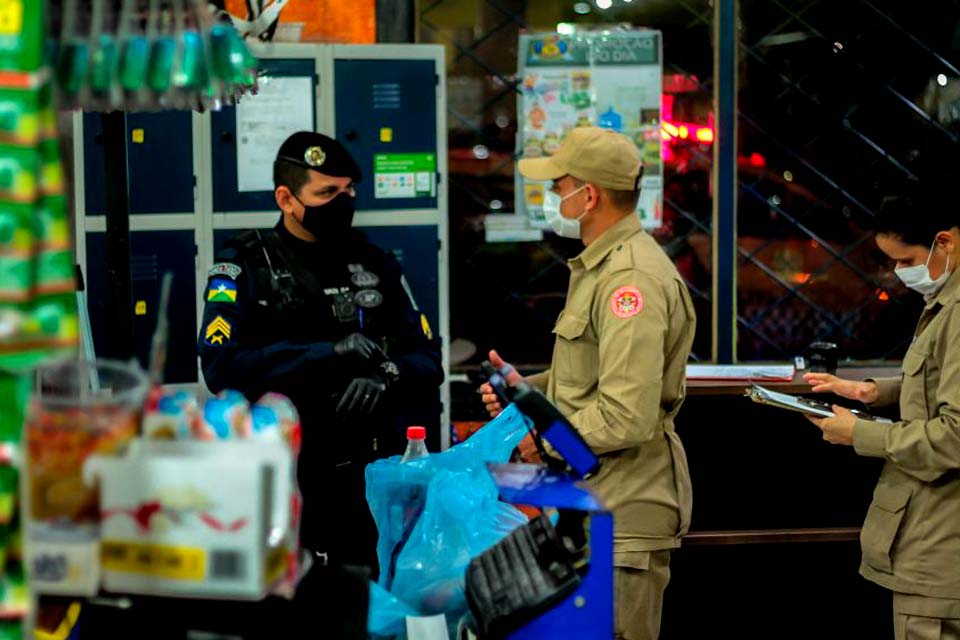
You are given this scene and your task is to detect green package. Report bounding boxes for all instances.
[0,145,38,203]
[0,201,31,251]
[0,88,39,146]
[29,293,78,346]
[38,138,62,197]
[0,0,44,74]
[0,202,34,303]
[0,374,28,443]
[0,294,78,371]
[8,524,18,565]
[1,564,26,621]
[34,248,73,295]
[0,255,29,301]
[0,620,19,640]
[38,99,64,198]
[35,194,69,251]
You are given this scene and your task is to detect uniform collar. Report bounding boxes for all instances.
[276,216,367,259]
[926,264,960,309]
[275,217,315,251]
[571,213,642,271]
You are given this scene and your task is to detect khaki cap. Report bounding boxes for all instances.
[518,126,643,191]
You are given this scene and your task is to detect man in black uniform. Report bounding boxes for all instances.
[198,131,443,572]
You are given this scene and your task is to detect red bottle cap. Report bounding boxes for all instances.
[407,426,426,440]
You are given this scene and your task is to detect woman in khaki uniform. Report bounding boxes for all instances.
[806,196,960,640]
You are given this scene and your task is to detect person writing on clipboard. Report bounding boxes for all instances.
[804,194,960,640]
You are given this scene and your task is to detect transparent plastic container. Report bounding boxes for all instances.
[400,426,428,463]
[23,358,148,595]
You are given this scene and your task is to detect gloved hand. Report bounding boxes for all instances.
[336,376,387,417]
[334,333,385,362]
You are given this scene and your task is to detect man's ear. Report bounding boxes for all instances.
[936,229,956,254]
[275,186,294,213]
[586,183,601,211]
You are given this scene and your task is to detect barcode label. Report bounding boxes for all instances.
[211,550,245,580]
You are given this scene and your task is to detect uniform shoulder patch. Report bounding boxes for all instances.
[208,262,242,280]
[207,277,238,303]
[204,316,232,347]
[610,285,643,319]
[420,313,434,341]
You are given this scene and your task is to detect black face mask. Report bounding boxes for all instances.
[294,191,355,238]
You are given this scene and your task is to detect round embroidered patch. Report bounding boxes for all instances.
[610,286,643,318]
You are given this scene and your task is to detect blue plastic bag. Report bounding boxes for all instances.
[365,404,531,627]
[368,581,417,638]
[390,469,529,615]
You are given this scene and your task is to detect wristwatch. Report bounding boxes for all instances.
[379,360,400,385]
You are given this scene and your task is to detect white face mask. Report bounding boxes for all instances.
[542,185,588,239]
[895,240,951,300]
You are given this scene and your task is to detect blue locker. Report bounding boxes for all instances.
[334,59,438,211]
[85,230,198,383]
[210,58,317,213]
[83,111,195,215]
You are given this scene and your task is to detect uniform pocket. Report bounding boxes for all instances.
[902,349,925,376]
[900,348,929,420]
[861,483,912,574]
[553,312,588,340]
[665,431,693,537]
[551,313,595,386]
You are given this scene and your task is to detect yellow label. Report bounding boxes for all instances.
[135,300,147,315]
[0,1,23,36]
[131,129,145,144]
[524,183,544,207]
[379,127,393,143]
[264,545,287,585]
[102,540,206,581]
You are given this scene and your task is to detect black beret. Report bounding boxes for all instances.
[275,131,362,182]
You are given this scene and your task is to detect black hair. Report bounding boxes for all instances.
[569,176,642,212]
[604,188,641,211]
[873,193,959,247]
[273,159,311,196]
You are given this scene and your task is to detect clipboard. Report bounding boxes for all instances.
[745,385,892,423]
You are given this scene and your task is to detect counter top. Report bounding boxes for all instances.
[686,366,901,396]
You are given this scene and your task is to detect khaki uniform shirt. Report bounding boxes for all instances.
[855,266,960,600]
[530,214,696,562]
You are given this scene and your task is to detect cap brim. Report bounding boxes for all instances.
[517,156,567,181]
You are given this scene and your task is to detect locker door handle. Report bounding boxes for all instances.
[220,131,234,143]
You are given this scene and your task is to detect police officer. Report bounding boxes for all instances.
[198,131,443,571]
[480,127,696,640]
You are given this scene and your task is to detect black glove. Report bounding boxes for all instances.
[336,376,387,417]
[333,333,385,362]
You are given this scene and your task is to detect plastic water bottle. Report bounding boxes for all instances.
[386,426,430,589]
[400,426,429,463]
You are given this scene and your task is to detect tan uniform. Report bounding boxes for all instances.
[855,267,960,639]
[530,213,695,639]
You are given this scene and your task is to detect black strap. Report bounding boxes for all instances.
[257,230,328,301]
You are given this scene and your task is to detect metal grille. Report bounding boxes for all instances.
[422,0,960,370]
[730,0,958,361]
[418,0,716,369]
